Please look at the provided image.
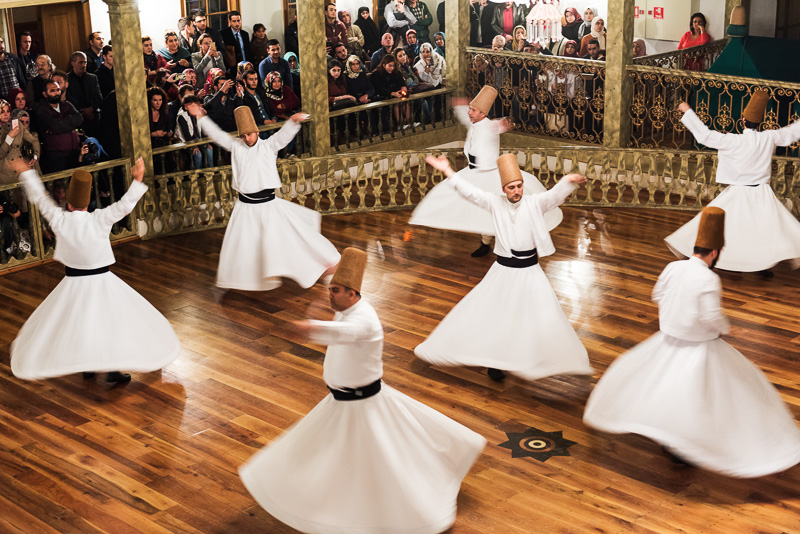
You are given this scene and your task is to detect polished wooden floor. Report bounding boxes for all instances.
[1,206,800,533]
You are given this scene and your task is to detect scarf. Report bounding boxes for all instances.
[338,10,352,28]
[345,55,363,79]
[264,71,284,100]
[284,52,300,75]
[354,7,381,49]
[590,20,606,50]
[433,32,445,57]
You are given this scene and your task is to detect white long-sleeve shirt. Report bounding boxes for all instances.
[20,169,147,269]
[308,299,384,390]
[450,174,576,258]
[653,256,730,342]
[384,2,417,29]
[198,115,300,193]
[681,109,800,186]
[454,105,505,170]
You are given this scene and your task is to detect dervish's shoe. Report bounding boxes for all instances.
[471,242,491,257]
[760,269,774,280]
[82,372,96,379]
[662,446,693,466]
[487,368,506,381]
[106,371,131,384]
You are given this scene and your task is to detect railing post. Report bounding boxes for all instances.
[102,0,154,175]
[445,0,470,96]
[298,0,331,157]
[603,0,635,148]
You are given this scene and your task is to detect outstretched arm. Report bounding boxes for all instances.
[94,157,149,227]
[678,104,737,150]
[15,163,63,227]
[426,154,492,210]
[186,102,234,152]
[535,173,584,213]
[265,112,308,152]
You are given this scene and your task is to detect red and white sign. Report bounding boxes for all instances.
[653,7,664,19]
[634,6,640,18]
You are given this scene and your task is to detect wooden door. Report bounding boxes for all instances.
[39,2,91,74]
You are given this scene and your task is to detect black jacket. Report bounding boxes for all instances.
[470,2,496,47]
[66,71,102,111]
[241,85,275,124]
[220,27,251,69]
[96,65,115,99]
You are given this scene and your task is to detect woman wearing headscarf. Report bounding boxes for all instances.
[283,52,301,100]
[560,40,579,58]
[345,55,374,105]
[414,42,445,88]
[506,25,527,52]
[578,7,598,40]
[338,10,367,62]
[264,71,300,121]
[561,8,583,42]
[579,17,606,57]
[354,6,381,59]
[433,31,445,57]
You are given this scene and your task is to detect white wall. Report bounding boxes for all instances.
[88,0,182,46]
[639,0,724,55]
[239,0,285,50]
[749,0,777,37]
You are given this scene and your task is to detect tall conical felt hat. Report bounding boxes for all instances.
[497,153,523,188]
[743,90,768,124]
[470,86,498,115]
[730,6,746,25]
[330,247,367,292]
[695,206,725,250]
[234,105,259,136]
[67,169,92,210]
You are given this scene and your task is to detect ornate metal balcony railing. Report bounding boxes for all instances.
[0,158,135,273]
[632,39,728,71]
[628,65,800,152]
[464,47,606,145]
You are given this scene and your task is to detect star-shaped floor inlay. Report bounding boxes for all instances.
[499,427,577,461]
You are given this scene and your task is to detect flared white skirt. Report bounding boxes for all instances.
[414,263,593,381]
[239,384,486,534]
[217,198,341,291]
[409,167,563,236]
[664,184,800,272]
[584,332,800,477]
[11,272,181,380]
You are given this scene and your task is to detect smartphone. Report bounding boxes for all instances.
[11,119,18,129]
[210,42,217,51]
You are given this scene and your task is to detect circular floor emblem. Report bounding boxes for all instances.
[500,427,577,461]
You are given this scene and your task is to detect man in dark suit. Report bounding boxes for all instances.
[220,10,250,75]
[66,51,102,137]
[470,0,495,48]
[95,45,115,99]
[192,9,224,54]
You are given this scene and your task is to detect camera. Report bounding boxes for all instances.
[79,134,101,165]
[0,199,19,216]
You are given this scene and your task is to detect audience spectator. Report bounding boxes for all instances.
[394,48,422,91]
[258,40,294,93]
[385,0,417,45]
[0,107,40,185]
[167,84,193,130]
[433,32,445,57]
[578,8,599,40]
[66,51,102,136]
[236,61,254,83]
[33,79,82,174]
[16,32,37,81]
[331,42,350,64]
[9,88,30,115]
[284,52,301,98]
[491,35,506,52]
[470,0,494,48]
[561,40,579,58]
[404,30,420,62]
[355,7,381,58]
[85,32,105,73]
[633,39,647,58]
[679,12,712,71]
[192,10,225,54]
[325,3,348,54]
[507,25,527,52]
[250,23,270,66]
[192,33,225,80]
[580,18,606,57]
[221,10,251,73]
[203,68,225,96]
[339,10,367,61]
[523,41,552,56]
[203,74,237,131]
[327,59,355,109]
[437,1,445,32]
[492,2,526,43]
[181,68,201,94]
[96,45,115,98]
[32,55,54,103]
[561,8,583,42]
[414,42,445,88]
[240,68,276,132]
[175,94,214,168]
[344,55,374,105]
[407,0,433,44]
[177,17,195,52]
[371,34,395,70]
[264,71,300,120]
[158,30,193,73]
[0,99,9,129]
[51,70,69,102]
[370,55,406,127]
[143,36,170,84]
[0,36,27,101]
[285,12,299,57]
[582,38,604,61]
[147,86,173,148]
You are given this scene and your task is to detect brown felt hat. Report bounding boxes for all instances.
[695,207,725,250]
[67,169,92,210]
[234,106,259,137]
[730,6,746,26]
[497,153,523,188]
[330,247,367,292]
[470,86,498,115]
[743,90,768,124]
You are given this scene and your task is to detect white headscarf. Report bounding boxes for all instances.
[590,17,606,50]
[579,7,599,40]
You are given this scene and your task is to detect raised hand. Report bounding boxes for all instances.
[131,157,145,182]
[290,112,310,123]
[565,173,587,184]
[678,102,691,113]
[7,157,31,175]
[186,102,206,117]
[426,154,454,177]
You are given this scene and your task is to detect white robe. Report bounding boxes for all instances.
[414,176,592,380]
[199,116,340,290]
[664,110,800,271]
[239,299,486,534]
[11,170,180,379]
[409,105,562,235]
[584,257,800,477]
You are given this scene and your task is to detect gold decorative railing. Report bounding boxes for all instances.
[0,158,135,273]
[465,47,605,144]
[627,65,800,152]
[328,87,456,152]
[632,39,728,71]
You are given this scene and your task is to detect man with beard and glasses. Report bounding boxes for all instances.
[34,79,82,173]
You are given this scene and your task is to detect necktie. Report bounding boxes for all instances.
[235,32,244,59]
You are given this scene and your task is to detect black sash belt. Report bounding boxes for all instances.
[65,265,110,277]
[468,153,477,169]
[328,379,382,401]
[238,188,275,204]
[496,248,538,268]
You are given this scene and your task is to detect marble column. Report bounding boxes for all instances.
[445,0,470,96]
[603,0,634,148]
[103,0,153,174]
[298,0,330,157]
